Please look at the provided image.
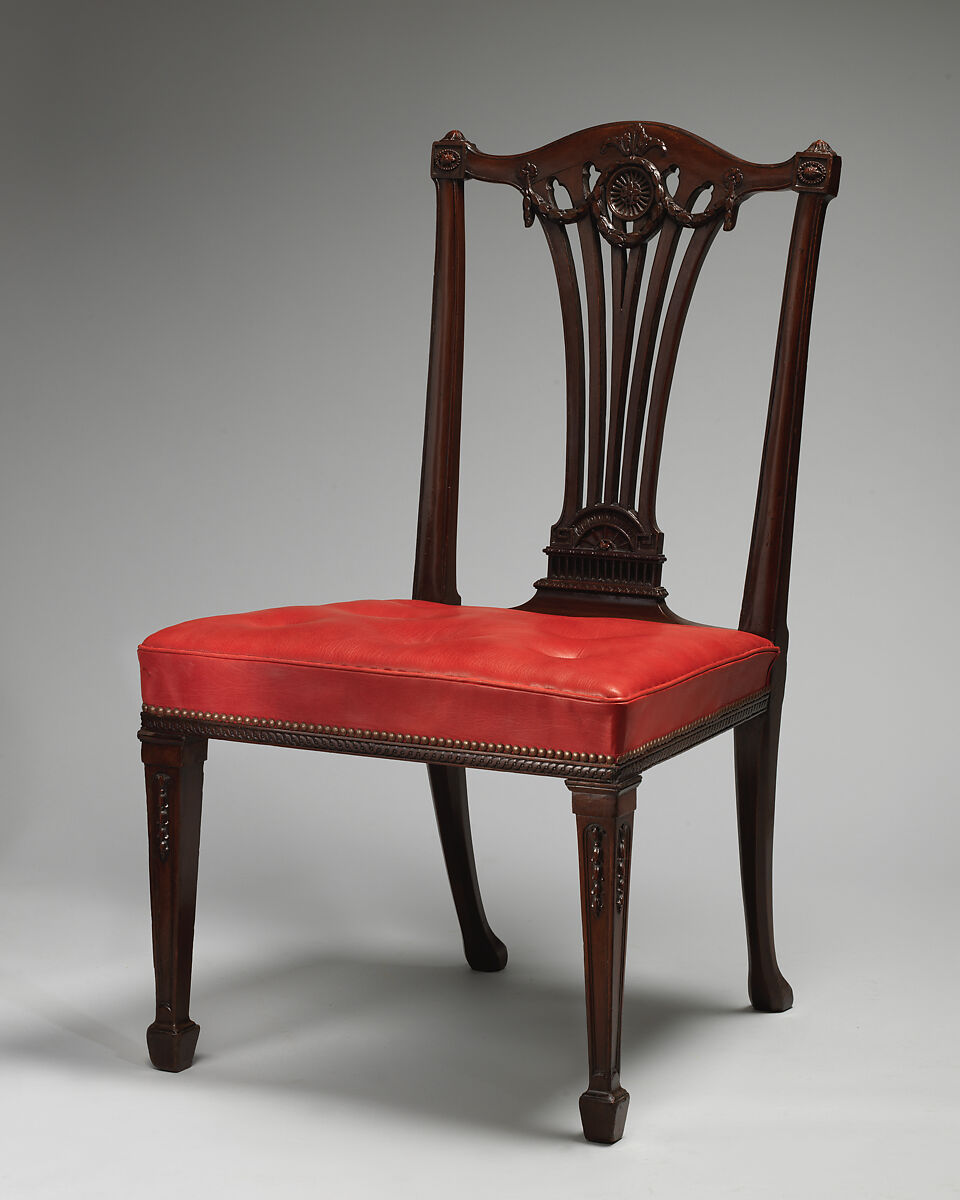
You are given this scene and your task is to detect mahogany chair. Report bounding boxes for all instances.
[138,122,840,1144]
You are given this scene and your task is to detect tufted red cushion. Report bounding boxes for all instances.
[139,599,777,761]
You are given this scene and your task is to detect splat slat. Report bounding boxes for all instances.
[604,239,646,501]
[577,214,608,507]
[610,229,627,310]
[636,220,722,531]
[617,223,683,508]
[539,216,586,523]
[414,175,466,605]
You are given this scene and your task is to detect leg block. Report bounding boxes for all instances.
[579,1087,631,1145]
[146,1021,201,1073]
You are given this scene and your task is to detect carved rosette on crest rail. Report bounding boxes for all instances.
[430,129,471,180]
[792,139,838,194]
[518,123,746,245]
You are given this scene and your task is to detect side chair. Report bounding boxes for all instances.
[137,122,840,1144]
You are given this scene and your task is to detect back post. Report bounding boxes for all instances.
[735,140,840,1013]
[413,132,511,986]
[413,131,469,606]
[740,141,841,649]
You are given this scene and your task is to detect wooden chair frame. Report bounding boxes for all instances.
[138,122,840,1144]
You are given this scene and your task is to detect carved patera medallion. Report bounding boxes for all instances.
[585,824,605,915]
[154,772,172,861]
[433,147,462,173]
[430,130,469,180]
[797,158,828,187]
[606,166,654,221]
[793,141,835,193]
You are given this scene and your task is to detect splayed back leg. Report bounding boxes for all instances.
[428,764,507,972]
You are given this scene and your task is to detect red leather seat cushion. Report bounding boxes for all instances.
[139,599,777,762]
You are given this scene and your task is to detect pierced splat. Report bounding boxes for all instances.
[516,125,751,600]
[420,123,839,613]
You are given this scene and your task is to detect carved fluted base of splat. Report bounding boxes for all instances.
[147,1020,200,1072]
[579,1086,630,1145]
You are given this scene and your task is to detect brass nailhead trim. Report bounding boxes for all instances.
[141,689,767,769]
[613,690,768,767]
[140,703,617,764]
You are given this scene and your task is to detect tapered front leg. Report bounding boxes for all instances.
[568,780,637,1145]
[428,764,507,972]
[139,728,207,1071]
[734,667,793,1013]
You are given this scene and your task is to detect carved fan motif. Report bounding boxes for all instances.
[576,525,632,552]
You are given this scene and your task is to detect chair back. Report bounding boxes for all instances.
[414,123,840,648]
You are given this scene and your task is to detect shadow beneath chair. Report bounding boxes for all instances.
[0,967,146,1066]
[0,949,750,1139]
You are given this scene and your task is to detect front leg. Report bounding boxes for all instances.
[139,728,206,1071]
[568,780,637,1144]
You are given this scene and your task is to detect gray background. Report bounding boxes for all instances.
[1,2,957,1197]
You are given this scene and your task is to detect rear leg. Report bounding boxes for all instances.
[428,764,507,972]
[734,673,793,1013]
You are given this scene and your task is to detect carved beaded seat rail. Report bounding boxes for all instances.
[137,121,840,1145]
